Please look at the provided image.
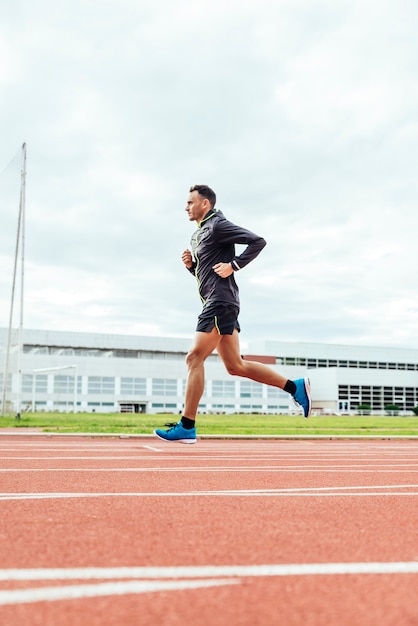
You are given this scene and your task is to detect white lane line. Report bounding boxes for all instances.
[1,451,168,461]
[1,562,417,581]
[0,486,417,500]
[0,578,237,606]
[0,444,418,459]
[0,562,417,606]
[0,455,297,460]
[2,459,418,464]
[2,454,417,464]
[0,464,418,474]
[71,449,418,456]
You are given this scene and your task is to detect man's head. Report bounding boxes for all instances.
[189,184,216,208]
[186,184,216,223]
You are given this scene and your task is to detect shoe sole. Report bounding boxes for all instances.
[304,377,312,419]
[154,430,197,444]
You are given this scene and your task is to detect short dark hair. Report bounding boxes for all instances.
[189,184,216,208]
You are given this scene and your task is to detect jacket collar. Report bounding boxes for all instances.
[198,208,217,228]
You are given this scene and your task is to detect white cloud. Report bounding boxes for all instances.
[0,0,418,348]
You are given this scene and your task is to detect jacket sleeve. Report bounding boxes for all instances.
[214,218,266,270]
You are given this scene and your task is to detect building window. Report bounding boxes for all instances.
[22,374,33,393]
[54,375,76,394]
[212,380,236,398]
[33,374,48,393]
[240,381,263,398]
[212,404,236,410]
[88,376,115,394]
[152,378,178,396]
[151,402,178,409]
[267,386,288,399]
[285,357,296,366]
[240,404,263,411]
[120,377,146,395]
[0,374,12,392]
[338,384,418,411]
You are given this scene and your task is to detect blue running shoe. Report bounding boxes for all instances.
[154,421,197,444]
[292,378,312,418]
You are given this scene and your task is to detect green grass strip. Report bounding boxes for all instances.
[1,412,418,437]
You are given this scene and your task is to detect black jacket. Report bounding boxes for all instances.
[187,208,266,307]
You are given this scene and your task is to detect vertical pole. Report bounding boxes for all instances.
[16,143,27,420]
[1,143,26,417]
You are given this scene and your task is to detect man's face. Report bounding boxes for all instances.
[185,190,210,223]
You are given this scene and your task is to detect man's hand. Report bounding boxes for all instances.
[212,262,234,278]
[182,249,193,269]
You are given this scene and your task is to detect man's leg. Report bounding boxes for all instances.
[183,328,222,419]
[217,330,312,417]
[154,328,221,443]
[217,330,288,387]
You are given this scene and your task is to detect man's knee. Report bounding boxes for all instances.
[185,350,195,368]
[186,347,205,369]
[224,358,245,377]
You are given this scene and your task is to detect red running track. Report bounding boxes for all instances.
[0,434,417,625]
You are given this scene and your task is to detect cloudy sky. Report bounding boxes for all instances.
[1,0,417,350]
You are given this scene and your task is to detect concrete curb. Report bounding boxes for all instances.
[1,430,418,440]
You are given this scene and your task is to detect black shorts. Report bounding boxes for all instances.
[196,302,240,335]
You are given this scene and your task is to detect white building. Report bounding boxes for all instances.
[1,328,417,415]
[249,339,418,414]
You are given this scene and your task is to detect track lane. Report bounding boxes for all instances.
[0,435,417,625]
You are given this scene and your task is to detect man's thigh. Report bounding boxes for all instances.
[216,329,242,370]
[188,328,221,361]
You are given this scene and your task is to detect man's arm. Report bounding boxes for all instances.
[215,219,267,271]
[182,249,196,275]
[212,262,234,278]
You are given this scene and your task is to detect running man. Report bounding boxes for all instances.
[155,184,311,443]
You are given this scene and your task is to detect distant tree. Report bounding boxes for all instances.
[384,404,400,416]
[412,406,418,416]
[357,403,371,415]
